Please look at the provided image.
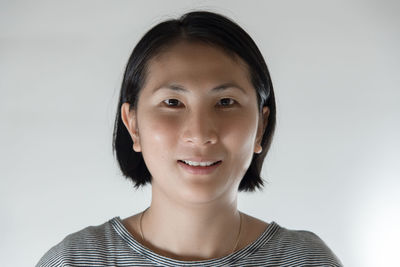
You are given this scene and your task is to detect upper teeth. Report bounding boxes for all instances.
[182,160,217,166]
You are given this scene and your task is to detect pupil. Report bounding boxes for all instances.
[221,98,231,106]
[168,99,179,106]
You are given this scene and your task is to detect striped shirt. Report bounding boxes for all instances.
[36,216,343,266]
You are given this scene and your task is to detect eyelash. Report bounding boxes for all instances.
[162,98,237,108]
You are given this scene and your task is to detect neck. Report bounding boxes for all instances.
[141,187,242,260]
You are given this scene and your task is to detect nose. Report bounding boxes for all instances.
[181,108,218,146]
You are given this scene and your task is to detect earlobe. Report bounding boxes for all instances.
[254,106,270,154]
[131,133,141,152]
[121,103,142,152]
[254,144,262,154]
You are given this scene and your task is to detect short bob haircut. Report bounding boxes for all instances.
[112,11,276,192]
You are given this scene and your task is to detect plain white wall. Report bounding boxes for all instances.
[1,0,399,266]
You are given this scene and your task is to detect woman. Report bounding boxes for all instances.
[37,11,342,266]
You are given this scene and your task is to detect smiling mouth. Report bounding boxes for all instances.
[177,160,222,175]
[178,160,221,167]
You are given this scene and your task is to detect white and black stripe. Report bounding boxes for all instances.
[36,217,343,266]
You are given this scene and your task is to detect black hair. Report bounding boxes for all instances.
[112,10,276,191]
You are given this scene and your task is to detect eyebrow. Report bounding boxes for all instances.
[152,82,247,95]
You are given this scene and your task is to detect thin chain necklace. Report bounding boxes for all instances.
[139,208,243,255]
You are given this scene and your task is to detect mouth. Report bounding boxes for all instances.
[178,159,221,167]
[177,160,222,175]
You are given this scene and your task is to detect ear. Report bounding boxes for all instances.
[254,106,270,154]
[121,103,142,152]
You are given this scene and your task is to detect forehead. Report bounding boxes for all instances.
[143,41,252,91]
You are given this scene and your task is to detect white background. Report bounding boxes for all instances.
[1,1,399,266]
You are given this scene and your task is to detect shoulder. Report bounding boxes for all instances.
[36,218,121,267]
[259,222,343,266]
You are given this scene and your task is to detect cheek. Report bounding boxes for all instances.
[218,112,258,184]
[137,114,179,179]
[138,113,180,152]
[220,112,258,155]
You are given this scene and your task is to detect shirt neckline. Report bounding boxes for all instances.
[110,216,280,266]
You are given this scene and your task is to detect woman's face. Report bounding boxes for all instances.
[122,41,269,205]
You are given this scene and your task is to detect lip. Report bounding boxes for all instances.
[177,160,222,175]
[180,157,222,162]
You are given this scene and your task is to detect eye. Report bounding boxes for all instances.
[163,98,183,108]
[218,98,237,107]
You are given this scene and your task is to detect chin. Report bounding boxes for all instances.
[177,180,235,205]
